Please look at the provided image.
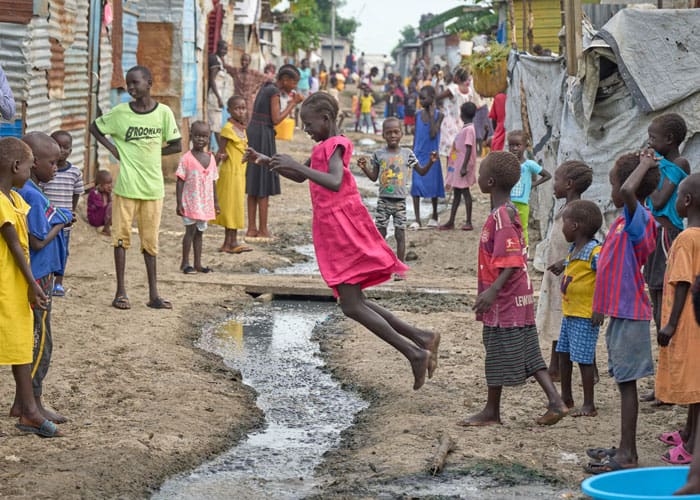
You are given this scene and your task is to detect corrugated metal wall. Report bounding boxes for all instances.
[25,17,62,133]
[512,0,563,52]
[182,0,198,117]
[0,22,31,135]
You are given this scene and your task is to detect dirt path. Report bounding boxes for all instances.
[0,95,684,498]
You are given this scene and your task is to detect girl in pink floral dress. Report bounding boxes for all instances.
[244,93,440,391]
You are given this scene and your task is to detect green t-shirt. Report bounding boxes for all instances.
[95,102,181,200]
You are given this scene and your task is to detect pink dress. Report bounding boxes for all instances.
[175,151,219,221]
[309,136,408,295]
[445,123,477,189]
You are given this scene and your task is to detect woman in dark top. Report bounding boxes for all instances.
[245,64,302,240]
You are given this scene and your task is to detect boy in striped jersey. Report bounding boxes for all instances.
[585,150,659,474]
[41,131,83,296]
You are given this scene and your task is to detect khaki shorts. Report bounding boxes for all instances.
[112,195,163,255]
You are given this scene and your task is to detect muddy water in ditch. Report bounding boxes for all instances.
[154,301,366,499]
[154,300,573,499]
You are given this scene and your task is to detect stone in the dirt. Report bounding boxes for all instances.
[405,250,419,261]
[255,293,274,303]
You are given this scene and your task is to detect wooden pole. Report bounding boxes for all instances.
[563,0,582,76]
[527,0,534,52]
[508,0,517,49]
[522,0,527,52]
[429,434,455,476]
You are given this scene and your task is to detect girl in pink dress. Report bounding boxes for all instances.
[244,92,440,390]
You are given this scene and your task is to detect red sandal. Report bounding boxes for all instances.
[661,443,693,465]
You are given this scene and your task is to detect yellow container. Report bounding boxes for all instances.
[274,117,295,141]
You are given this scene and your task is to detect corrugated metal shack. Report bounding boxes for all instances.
[0,0,239,181]
[0,0,105,180]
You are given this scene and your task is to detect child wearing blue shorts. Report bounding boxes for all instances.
[556,199,603,418]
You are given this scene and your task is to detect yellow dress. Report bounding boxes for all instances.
[212,122,247,230]
[0,191,33,365]
[656,227,700,404]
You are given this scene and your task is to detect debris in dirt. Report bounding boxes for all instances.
[254,293,274,303]
[429,434,455,476]
[405,250,418,261]
[5,455,21,462]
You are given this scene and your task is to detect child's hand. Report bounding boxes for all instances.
[460,167,467,177]
[215,151,228,163]
[293,92,305,104]
[547,260,565,276]
[430,151,439,163]
[472,287,498,314]
[445,183,452,192]
[176,204,184,217]
[657,323,675,347]
[638,148,659,170]
[592,312,604,327]
[215,203,221,215]
[357,157,368,172]
[29,282,48,310]
[270,154,301,173]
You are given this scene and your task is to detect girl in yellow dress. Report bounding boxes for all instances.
[0,137,59,437]
[213,96,252,253]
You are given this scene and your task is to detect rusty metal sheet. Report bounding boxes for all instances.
[0,22,31,103]
[0,0,33,24]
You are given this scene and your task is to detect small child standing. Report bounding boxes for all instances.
[14,132,71,425]
[556,199,603,418]
[245,93,440,390]
[536,161,593,380]
[359,86,375,134]
[176,120,219,274]
[654,173,700,465]
[644,113,690,332]
[410,85,444,229]
[508,130,551,246]
[87,170,113,235]
[41,131,84,296]
[439,101,477,231]
[403,82,418,135]
[585,150,659,474]
[460,151,568,427]
[0,137,59,438]
[213,96,252,254]
[357,117,438,264]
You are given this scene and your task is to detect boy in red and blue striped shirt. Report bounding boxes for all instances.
[585,151,659,474]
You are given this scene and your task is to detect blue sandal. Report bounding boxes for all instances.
[53,284,65,297]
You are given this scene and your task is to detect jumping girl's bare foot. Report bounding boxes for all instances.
[571,405,598,418]
[410,349,431,390]
[457,409,502,427]
[426,331,441,379]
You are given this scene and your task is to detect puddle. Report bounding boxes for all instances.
[273,244,318,275]
[154,301,368,499]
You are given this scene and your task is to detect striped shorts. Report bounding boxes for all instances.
[482,325,546,387]
[556,316,599,364]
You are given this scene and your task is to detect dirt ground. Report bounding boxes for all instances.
[0,91,685,499]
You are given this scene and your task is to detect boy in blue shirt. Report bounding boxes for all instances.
[12,132,71,426]
[508,130,551,246]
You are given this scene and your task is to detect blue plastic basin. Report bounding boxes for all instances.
[582,466,700,499]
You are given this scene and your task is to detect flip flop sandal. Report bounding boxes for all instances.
[662,443,693,465]
[16,419,62,438]
[585,456,636,475]
[461,223,474,231]
[229,245,253,254]
[111,295,131,310]
[182,266,197,274]
[586,447,617,460]
[658,430,684,447]
[196,267,213,273]
[52,284,65,297]
[146,297,172,309]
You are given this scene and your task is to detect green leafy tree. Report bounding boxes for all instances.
[392,25,418,52]
[317,0,359,39]
[420,2,497,37]
[281,0,322,55]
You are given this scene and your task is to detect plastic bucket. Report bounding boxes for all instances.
[274,117,295,141]
[581,466,700,499]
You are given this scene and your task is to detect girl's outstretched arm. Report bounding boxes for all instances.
[243,147,271,167]
[621,149,658,216]
[270,147,345,191]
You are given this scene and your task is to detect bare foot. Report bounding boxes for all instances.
[410,349,430,390]
[425,331,440,379]
[564,399,575,409]
[101,228,111,236]
[675,476,700,495]
[40,407,67,424]
[535,404,569,425]
[571,406,598,418]
[245,230,258,238]
[457,409,502,427]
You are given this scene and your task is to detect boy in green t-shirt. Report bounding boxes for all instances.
[90,65,182,310]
